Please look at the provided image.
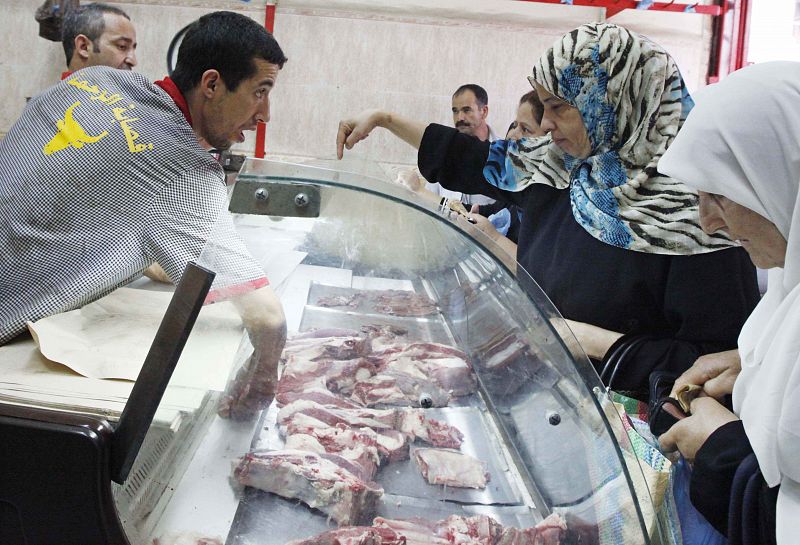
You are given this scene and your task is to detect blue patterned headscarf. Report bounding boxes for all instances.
[484,23,734,254]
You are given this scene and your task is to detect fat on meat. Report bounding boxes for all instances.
[372,517,448,545]
[152,534,223,545]
[278,402,463,449]
[350,372,451,408]
[281,335,369,363]
[280,409,410,462]
[280,357,377,396]
[413,448,489,489]
[285,526,406,545]
[371,341,467,362]
[373,515,501,545]
[276,387,364,409]
[371,290,437,317]
[234,450,382,526]
[286,423,380,479]
[398,409,464,449]
[378,356,475,398]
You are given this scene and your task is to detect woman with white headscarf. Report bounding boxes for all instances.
[658,61,800,544]
[336,23,759,398]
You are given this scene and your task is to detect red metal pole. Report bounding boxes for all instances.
[255,4,277,159]
[729,0,751,72]
[513,0,720,17]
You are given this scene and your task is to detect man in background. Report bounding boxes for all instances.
[62,3,137,74]
[424,83,496,207]
[451,83,497,142]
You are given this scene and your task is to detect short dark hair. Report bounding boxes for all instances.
[62,3,130,66]
[171,11,288,95]
[519,90,544,123]
[453,84,488,107]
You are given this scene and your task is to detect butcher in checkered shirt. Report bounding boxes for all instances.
[0,11,288,420]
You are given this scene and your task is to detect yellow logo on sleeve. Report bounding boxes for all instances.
[43,101,108,156]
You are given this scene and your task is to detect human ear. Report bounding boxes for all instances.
[200,70,222,98]
[75,35,92,60]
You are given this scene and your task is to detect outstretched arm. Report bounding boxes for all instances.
[336,109,427,159]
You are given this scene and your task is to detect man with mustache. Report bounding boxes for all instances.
[424,84,497,207]
[62,3,137,74]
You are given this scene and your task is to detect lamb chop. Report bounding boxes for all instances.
[377,356,476,398]
[371,290,437,317]
[234,450,383,526]
[285,422,381,479]
[413,448,489,489]
[373,515,501,545]
[278,401,464,449]
[285,526,406,545]
[281,410,409,462]
[350,372,451,408]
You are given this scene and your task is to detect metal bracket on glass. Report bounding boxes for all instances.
[229,178,321,218]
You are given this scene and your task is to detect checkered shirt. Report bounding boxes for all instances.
[0,67,267,344]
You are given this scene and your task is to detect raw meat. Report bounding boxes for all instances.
[350,372,451,408]
[378,356,475,398]
[373,515,501,545]
[397,410,464,449]
[282,335,370,363]
[279,357,377,397]
[285,526,406,545]
[278,402,464,449]
[276,387,364,409]
[529,513,567,545]
[316,294,364,309]
[294,514,569,545]
[439,515,503,545]
[280,409,409,462]
[286,423,380,479]
[413,448,489,489]
[372,290,437,317]
[482,336,528,371]
[234,450,382,526]
[372,517,448,545]
[152,534,222,545]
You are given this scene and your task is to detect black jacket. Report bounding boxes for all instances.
[418,124,760,396]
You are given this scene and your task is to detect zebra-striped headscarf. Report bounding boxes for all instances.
[484,23,734,254]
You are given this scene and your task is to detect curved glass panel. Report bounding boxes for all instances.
[115,158,663,545]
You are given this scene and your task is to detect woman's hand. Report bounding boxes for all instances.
[659,397,739,461]
[670,349,741,400]
[336,109,385,159]
[467,213,501,241]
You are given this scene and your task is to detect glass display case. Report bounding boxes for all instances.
[0,158,665,545]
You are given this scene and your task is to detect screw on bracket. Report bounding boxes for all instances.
[294,193,310,207]
[254,188,269,201]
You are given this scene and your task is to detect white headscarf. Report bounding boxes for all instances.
[659,61,800,543]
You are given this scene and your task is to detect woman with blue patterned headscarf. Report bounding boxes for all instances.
[335,23,759,398]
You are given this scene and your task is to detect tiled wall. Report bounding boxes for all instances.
[2,0,712,169]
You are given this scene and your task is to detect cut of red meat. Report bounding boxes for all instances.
[413,449,489,489]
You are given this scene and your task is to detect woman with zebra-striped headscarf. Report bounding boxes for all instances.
[335,22,759,399]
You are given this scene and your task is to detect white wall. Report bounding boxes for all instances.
[1,0,713,169]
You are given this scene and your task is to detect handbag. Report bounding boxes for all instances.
[599,334,655,399]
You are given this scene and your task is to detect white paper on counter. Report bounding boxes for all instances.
[27,287,244,390]
[0,336,204,418]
